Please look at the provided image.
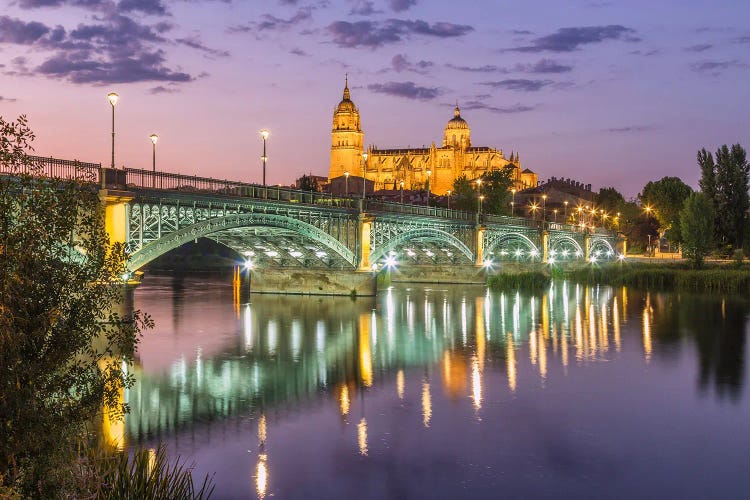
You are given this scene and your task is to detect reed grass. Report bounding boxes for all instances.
[487,271,551,291]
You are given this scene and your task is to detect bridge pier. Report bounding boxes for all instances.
[248,269,376,296]
[357,214,374,271]
[585,234,592,261]
[541,230,550,263]
[99,189,133,246]
[474,226,485,266]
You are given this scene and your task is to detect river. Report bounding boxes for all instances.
[123,274,750,499]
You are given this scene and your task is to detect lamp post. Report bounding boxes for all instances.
[260,129,269,188]
[479,194,485,216]
[400,180,404,204]
[542,194,547,223]
[107,92,119,169]
[564,200,569,222]
[447,190,451,210]
[511,188,516,216]
[344,171,349,196]
[149,133,158,188]
[553,209,558,223]
[510,201,515,216]
[425,168,431,206]
[361,152,368,200]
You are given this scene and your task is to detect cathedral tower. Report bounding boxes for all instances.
[443,105,471,149]
[329,78,365,180]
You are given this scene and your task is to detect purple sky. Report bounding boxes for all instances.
[1,0,748,197]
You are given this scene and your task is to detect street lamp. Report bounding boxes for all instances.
[344,171,349,196]
[510,201,515,216]
[529,202,539,220]
[260,129,269,187]
[149,133,158,188]
[479,194,485,215]
[564,200,569,221]
[107,92,119,169]
[447,189,451,210]
[361,152,368,200]
[542,194,547,223]
[400,180,404,204]
[511,188,516,216]
[553,209,558,223]
[425,168,431,206]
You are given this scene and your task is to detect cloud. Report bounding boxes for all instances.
[629,48,659,56]
[388,0,416,12]
[481,79,553,92]
[327,19,473,48]
[118,0,168,16]
[690,59,748,75]
[684,43,712,52]
[229,8,312,34]
[446,63,504,73]
[510,29,533,35]
[515,58,572,73]
[149,84,180,94]
[175,35,229,58]
[507,25,639,52]
[348,0,381,15]
[460,100,535,114]
[0,96,19,102]
[367,81,441,100]
[290,47,309,56]
[733,35,750,44]
[391,53,433,73]
[603,125,650,133]
[0,15,50,44]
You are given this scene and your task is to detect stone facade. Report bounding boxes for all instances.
[328,79,538,195]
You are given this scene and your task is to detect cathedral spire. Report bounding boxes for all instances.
[454,102,460,118]
[343,74,351,100]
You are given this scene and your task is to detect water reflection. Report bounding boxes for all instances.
[128,276,750,497]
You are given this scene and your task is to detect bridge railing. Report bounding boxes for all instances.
[119,167,359,209]
[481,213,541,229]
[363,200,474,221]
[0,156,100,182]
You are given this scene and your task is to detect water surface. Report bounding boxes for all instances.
[126,276,750,499]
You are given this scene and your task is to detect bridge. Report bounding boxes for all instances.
[2,156,618,293]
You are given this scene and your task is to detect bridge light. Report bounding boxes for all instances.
[514,249,523,257]
[371,263,378,271]
[244,260,255,270]
[589,256,597,263]
[607,250,614,257]
[500,250,509,256]
[482,259,493,268]
[575,250,583,257]
[530,249,539,258]
[549,249,557,257]
[384,256,398,268]
[548,257,556,264]
[562,249,569,257]
[407,250,416,257]
[121,272,130,282]
[617,254,626,261]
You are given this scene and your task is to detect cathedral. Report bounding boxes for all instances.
[328,79,538,195]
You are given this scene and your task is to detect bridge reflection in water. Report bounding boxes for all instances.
[126,275,746,446]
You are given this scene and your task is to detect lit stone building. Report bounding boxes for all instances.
[328,79,538,195]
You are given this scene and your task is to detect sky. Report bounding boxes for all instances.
[0,0,749,198]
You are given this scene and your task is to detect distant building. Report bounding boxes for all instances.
[293,174,328,191]
[328,78,538,195]
[516,177,597,222]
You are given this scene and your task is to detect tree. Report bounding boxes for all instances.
[297,174,320,192]
[479,166,515,215]
[451,175,476,212]
[0,116,151,495]
[698,144,749,250]
[640,176,693,244]
[597,186,627,213]
[680,192,715,268]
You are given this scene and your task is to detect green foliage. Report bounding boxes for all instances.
[75,445,214,499]
[0,115,152,496]
[451,175,476,212]
[698,144,749,249]
[297,174,320,192]
[597,186,627,213]
[566,263,750,293]
[640,176,693,244]
[487,272,551,291]
[680,192,715,268]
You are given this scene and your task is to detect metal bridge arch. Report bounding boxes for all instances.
[127,212,357,271]
[549,234,584,255]
[370,227,474,264]
[484,232,540,256]
[588,236,615,256]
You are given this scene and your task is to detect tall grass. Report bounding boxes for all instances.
[566,264,750,293]
[488,271,551,291]
[76,444,214,499]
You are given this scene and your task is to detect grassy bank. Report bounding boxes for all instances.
[566,263,750,293]
[487,271,551,291]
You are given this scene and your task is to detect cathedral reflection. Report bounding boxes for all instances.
[126,278,748,461]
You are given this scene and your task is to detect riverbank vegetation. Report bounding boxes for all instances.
[0,116,212,498]
[488,271,551,291]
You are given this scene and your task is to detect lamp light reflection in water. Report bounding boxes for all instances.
[613,298,621,351]
[397,370,404,400]
[255,453,268,499]
[422,379,432,427]
[339,384,350,416]
[506,334,517,392]
[471,356,482,411]
[358,418,368,456]
[643,293,653,361]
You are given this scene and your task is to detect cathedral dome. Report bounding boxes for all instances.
[445,106,469,130]
[335,79,358,114]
